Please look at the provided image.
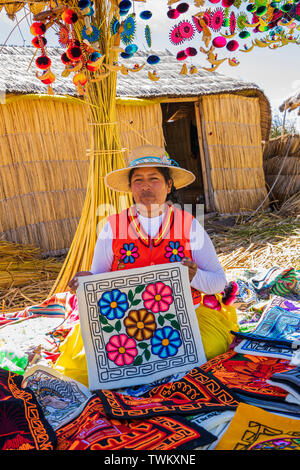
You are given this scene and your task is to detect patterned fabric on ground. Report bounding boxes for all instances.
[96,368,240,420]
[55,395,216,450]
[22,365,92,430]
[201,350,293,401]
[215,403,300,450]
[267,366,300,406]
[0,368,56,450]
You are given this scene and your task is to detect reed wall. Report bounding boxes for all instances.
[200,94,268,214]
[0,95,165,255]
[263,133,300,202]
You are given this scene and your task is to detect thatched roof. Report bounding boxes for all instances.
[0,45,271,139]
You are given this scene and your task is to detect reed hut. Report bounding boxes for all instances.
[263,133,300,204]
[0,45,271,255]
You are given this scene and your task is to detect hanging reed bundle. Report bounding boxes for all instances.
[50,0,132,294]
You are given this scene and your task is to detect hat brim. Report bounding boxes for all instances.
[104,163,196,193]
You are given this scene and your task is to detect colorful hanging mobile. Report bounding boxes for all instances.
[28,0,300,93]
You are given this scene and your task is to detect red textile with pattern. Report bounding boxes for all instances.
[96,368,240,420]
[201,349,294,400]
[0,368,56,450]
[107,205,202,305]
[56,396,216,450]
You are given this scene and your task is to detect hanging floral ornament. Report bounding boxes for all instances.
[145,24,152,47]
[169,25,185,45]
[178,20,195,40]
[236,12,249,31]
[58,25,70,47]
[229,11,237,33]
[210,8,225,31]
[121,14,136,45]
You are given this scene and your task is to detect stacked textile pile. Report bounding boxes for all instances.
[0,265,299,451]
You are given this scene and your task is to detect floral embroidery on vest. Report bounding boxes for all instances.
[165,241,185,262]
[120,242,139,264]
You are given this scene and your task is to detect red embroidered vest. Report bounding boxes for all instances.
[107,205,202,304]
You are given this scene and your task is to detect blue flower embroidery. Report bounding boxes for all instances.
[151,326,182,359]
[98,289,129,320]
[120,242,139,264]
[165,241,184,262]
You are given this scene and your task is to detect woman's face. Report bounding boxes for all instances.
[130,167,172,215]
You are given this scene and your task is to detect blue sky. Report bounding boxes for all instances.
[0,0,299,129]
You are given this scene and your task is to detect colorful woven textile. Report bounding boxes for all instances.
[56,395,216,450]
[96,368,240,420]
[215,403,300,450]
[0,368,56,450]
[201,350,293,401]
[77,264,206,390]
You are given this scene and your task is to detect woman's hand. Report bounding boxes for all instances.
[181,257,198,282]
[68,271,93,292]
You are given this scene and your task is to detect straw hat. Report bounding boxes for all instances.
[104,144,195,193]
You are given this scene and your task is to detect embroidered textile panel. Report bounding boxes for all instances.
[77,264,206,390]
[215,403,300,450]
[55,396,216,450]
[0,368,57,450]
[96,368,240,419]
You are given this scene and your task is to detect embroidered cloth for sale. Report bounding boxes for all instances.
[96,368,240,419]
[0,368,56,450]
[77,263,206,390]
[215,402,300,450]
[55,395,216,450]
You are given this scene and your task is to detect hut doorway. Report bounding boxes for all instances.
[161,101,206,213]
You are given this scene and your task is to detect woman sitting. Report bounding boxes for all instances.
[54,145,238,386]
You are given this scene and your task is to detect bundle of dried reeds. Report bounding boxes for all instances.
[51,0,132,294]
[0,240,63,312]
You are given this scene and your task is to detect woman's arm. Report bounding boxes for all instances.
[189,218,226,294]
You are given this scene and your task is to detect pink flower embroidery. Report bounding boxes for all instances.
[106,334,138,366]
[142,282,173,313]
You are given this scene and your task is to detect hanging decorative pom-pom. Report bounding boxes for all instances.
[61,8,78,24]
[30,22,46,36]
[32,36,47,48]
[66,45,83,62]
[176,50,188,60]
[185,46,197,56]
[36,55,52,70]
[167,8,180,19]
[212,35,227,47]
[140,10,152,20]
[226,39,239,51]
[147,54,160,65]
[61,52,71,65]
[86,51,104,71]
[176,2,189,14]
